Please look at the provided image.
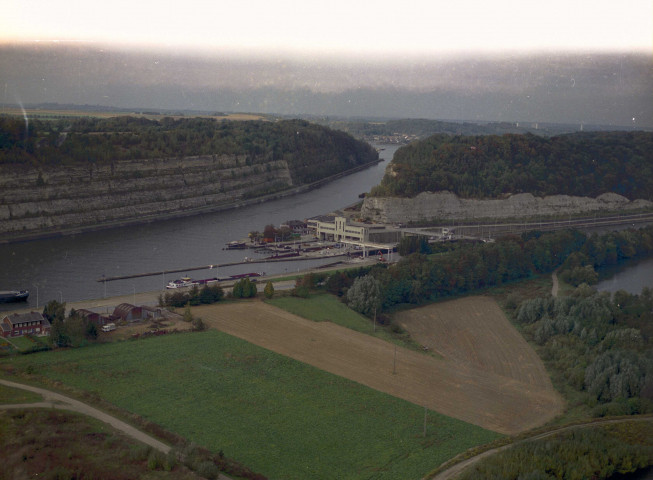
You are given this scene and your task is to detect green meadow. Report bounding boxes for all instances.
[267,293,388,335]
[1,331,500,479]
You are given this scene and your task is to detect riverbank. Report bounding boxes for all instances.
[0,158,381,245]
[2,256,380,317]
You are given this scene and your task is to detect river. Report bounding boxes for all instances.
[0,145,399,312]
[595,257,653,295]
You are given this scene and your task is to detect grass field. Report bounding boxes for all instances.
[1,331,500,480]
[266,294,418,349]
[2,335,47,352]
[0,383,42,404]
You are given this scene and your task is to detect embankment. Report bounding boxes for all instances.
[361,191,653,224]
[0,155,378,243]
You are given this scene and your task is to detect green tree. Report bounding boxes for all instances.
[232,278,257,298]
[199,284,223,304]
[49,318,71,348]
[346,275,382,317]
[264,281,275,299]
[85,321,98,340]
[192,316,207,331]
[42,300,66,323]
[183,303,193,323]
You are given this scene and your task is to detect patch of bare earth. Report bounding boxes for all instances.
[195,297,564,435]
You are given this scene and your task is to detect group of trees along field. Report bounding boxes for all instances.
[334,227,653,416]
[370,131,653,200]
[0,116,378,185]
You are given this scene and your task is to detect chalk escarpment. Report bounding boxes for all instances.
[0,154,294,241]
[360,191,652,224]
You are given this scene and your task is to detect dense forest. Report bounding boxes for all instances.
[369,131,653,200]
[0,116,378,184]
[459,420,653,480]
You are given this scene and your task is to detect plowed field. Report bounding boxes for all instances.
[196,297,564,435]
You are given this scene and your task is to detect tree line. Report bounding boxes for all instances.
[370,131,653,200]
[0,116,378,186]
[514,285,652,415]
[458,420,653,480]
[332,226,653,321]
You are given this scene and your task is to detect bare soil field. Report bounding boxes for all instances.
[394,296,551,387]
[195,298,565,435]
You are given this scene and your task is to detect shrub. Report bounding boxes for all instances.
[264,281,274,299]
[291,285,310,298]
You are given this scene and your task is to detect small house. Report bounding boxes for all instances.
[1,312,51,338]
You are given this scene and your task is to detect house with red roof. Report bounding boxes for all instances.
[1,312,51,338]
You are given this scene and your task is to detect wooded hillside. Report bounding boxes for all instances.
[370,132,653,200]
[0,116,378,184]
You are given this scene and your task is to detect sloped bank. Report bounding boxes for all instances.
[360,191,653,224]
[0,155,379,244]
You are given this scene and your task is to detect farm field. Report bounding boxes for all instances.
[394,296,553,387]
[266,294,413,348]
[197,300,564,434]
[0,330,500,480]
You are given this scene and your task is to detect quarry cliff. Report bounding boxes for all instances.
[0,116,379,242]
[360,191,652,224]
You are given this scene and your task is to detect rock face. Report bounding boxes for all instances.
[360,191,653,224]
[0,155,294,241]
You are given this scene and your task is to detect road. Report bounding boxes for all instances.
[0,378,233,479]
[0,378,171,453]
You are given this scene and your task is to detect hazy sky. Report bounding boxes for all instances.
[2,0,651,56]
[1,1,651,127]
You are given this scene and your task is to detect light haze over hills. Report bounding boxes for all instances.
[1,44,651,128]
[1,1,651,127]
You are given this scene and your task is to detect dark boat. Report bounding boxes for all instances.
[0,290,29,303]
[229,272,263,279]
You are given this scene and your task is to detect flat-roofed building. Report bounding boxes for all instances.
[315,216,369,243]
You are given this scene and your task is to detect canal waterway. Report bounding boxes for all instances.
[595,257,653,295]
[0,145,398,311]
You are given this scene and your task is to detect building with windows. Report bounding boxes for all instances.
[314,216,369,243]
[1,312,51,338]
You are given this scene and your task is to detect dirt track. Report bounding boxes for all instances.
[0,379,171,454]
[196,297,564,435]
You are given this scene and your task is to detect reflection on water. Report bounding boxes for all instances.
[595,257,653,295]
[0,146,397,310]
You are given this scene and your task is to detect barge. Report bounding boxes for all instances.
[0,290,29,303]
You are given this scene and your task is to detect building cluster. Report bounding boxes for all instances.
[1,303,178,339]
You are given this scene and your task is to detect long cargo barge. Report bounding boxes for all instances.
[166,273,263,289]
[0,290,29,303]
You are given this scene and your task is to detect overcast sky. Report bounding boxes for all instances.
[2,0,651,56]
[1,1,651,127]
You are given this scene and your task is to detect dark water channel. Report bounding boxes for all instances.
[0,146,398,311]
[595,257,653,295]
